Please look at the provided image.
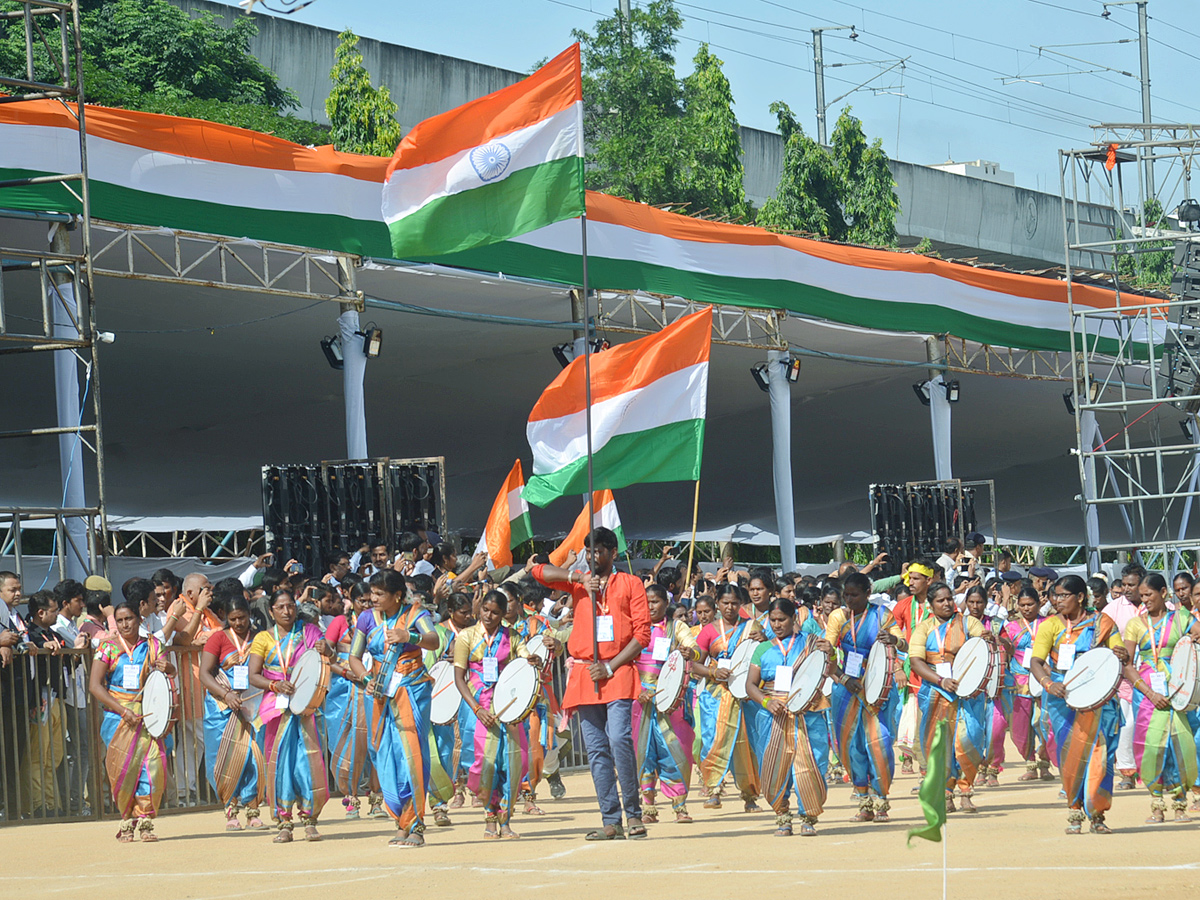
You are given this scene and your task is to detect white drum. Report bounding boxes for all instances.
[1028,669,1044,698]
[724,639,758,700]
[429,660,461,726]
[491,658,539,724]
[822,676,834,698]
[1064,647,1123,711]
[289,648,330,716]
[142,670,177,739]
[655,650,689,715]
[863,642,896,707]
[786,648,827,713]
[1168,636,1200,712]
[525,630,553,668]
[952,637,994,699]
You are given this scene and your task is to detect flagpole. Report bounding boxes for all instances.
[683,479,701,596]
[579,211,600,696]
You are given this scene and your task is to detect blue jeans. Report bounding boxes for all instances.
[577,699,641,826]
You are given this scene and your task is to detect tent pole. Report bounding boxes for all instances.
[927,338,953,480]
[338,257,367,460]
[767,348,796,573]
[579,211,600,694]
[684,479,701,595]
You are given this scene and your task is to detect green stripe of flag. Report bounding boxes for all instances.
[387,155,584,260]
[523,419,705,508]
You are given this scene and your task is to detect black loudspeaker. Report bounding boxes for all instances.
[262,464,324,575]
[869,482,977,577]
[262,458,448,574]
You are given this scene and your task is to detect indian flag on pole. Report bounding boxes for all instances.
[382,43,585,260]
[549,490,627,566]
[523,307,712,508]
[478,460,534,569]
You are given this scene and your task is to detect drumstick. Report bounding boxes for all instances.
[495,695,521,717]
[432,681,458,699]
[1062,667,1093,689]
[953,653,982,686]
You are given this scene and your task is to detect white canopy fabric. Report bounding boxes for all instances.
[5,210,1162,548]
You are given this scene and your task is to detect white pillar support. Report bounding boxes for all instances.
[766,349,796,573]
[338,308,368,460]
[50,280,89,582]
[928,374,953,480]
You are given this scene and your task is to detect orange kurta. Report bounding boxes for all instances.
[531,566,651,710]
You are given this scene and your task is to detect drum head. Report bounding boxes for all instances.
[1065,648,1122,711]
[492,659,539,723]
[429,660,460,725]
[238,688,264,725]
[863,642,893,706]
[953,637,991,697]
[142,670,173,739]
[525,632,551,666]
[1028,672,1043,698]
[726,640,758,699]
[822,676,833,697]
[289,649,325,715]
[787,649,827,713]
[655,650,688,715]
[1169,636,1199,712]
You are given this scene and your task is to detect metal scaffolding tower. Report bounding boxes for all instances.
[1061,123,1200,572]
[0,1,108,580]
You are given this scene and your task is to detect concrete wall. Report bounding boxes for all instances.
[171,0,1111,270]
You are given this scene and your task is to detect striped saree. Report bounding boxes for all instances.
[97,636,169,819]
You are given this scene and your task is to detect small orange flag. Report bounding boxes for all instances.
[1105,143,1119,171]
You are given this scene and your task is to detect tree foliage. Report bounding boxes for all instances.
[574,1,748,219]
[325,29,402,157]
[0,0,327,142]
[759,104,899,246]
[1116,198,1175,288]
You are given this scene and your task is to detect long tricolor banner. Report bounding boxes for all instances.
[0,101,1138,354]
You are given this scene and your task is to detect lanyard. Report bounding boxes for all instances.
[847,609,865,648]
[1149,612,1175,669]
[273,624,300,669]
[773,632,798,660]
[932,615,956,659]
[483,627,503,660]
[228,627,249,659]
[116,632,143,664]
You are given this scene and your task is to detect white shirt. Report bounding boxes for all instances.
[936,554,958,578]
[140,611,166,641]
[411,560,436,578]
[52,614,88,708]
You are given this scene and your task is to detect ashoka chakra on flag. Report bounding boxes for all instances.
[470,142,512,182]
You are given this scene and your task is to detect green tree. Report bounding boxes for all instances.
[574,2,747,217]
[0,0,324,143]
[757,102,844,238]
[677,45,749,220]
[832,109,898,245]
[325,29,402,157]
[757,103,899,246]
[1116,198,1175,288]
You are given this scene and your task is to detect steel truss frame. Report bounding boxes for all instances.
[1062,123,1200,566]
[0,1,108,579]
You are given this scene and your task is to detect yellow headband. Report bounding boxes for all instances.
[903,563,936,586]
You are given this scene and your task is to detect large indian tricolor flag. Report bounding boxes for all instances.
[381,43,585,260]
[479,460,534,569]
[524,307,712,507]
[549,490,628,566]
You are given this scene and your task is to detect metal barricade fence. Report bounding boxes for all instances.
[0,642,590,828]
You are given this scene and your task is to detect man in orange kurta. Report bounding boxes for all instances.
[532,526,651,840]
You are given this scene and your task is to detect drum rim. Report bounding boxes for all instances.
[429,660,460,724]
[492,658,539,722]
[1064,647,1122,710]
[952,637,992,697]
[1168,637,1199,710]
[142,670,172,737]
[288,649,326,713]
[786,648,827,712]
[863,642,892,704]
[654,650,688,713]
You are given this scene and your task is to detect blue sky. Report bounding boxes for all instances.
[251,0,1198,194]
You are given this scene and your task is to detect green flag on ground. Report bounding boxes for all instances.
[906,719,948,845]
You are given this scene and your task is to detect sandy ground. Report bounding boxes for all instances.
[2,754,1199,900]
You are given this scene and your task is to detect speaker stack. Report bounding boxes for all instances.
[262,457,447,574]
[869,482,977,578]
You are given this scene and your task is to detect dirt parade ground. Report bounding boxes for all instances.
[1,755,1198,900]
